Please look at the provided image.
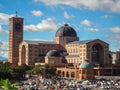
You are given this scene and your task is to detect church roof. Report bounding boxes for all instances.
[67,39,108,45]
[67,39,95,44]
[24,40,57,45]
[79,61,94,69]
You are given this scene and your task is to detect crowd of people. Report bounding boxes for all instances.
[18,76,120,90]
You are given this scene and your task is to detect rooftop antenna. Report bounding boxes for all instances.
[16,11,18,17]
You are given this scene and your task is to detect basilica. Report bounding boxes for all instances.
[9,15,119,79]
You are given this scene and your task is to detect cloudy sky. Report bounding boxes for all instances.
[0,0,120,58]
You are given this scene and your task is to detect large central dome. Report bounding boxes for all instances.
[55,24,77,37]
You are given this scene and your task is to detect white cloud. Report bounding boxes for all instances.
[24,18,57,32]
[85,28,99,32]
[0,42,2,46]
[31,10,44,16]
[0,41,8,58]
[63,11,74,19]
[34,0,120,13]
[109,27,120,33]
[0,25,8,34]
[80,19,94,26]
[101,15,112,18]
[0,13,14,25]
[105,33,120,51]
[107,27,120,51]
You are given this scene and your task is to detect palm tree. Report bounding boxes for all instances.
[0,79,18,90]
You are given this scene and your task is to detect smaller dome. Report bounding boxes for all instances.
[46,50,60,57]
[79,62,94,69]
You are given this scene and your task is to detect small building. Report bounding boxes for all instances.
[79,59,94,79]
[57,59,94,80]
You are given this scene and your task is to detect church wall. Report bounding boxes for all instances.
[79,44,87,62]
[65,37,79,43]
[79,69,94,79]
[38,44,60,54]
[66,44,80,63]
[65,44,87,63]
[57,67,94,80]
[54,36,79,48]
[65,40,110,65]
[86,45,91,61]
[45,57,62,66]
[28,44,39,65]
[86,40,110,65]
[104,46,110,64]
[65,56,80,63]
[9,31,12,63]
[24,43,62,65]
[66,44,80,55]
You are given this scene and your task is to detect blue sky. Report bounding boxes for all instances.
[0,0,120,58]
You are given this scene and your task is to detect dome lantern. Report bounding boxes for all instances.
[64,23,69,26]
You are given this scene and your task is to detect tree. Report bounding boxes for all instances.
[13,64,31,78]
[44,64,56,75]
[32,65,42,75]
[0,79,18,90]
[0,62,12,79]
[49,66,56,75]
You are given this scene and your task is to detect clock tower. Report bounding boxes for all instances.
[9,15,23,66]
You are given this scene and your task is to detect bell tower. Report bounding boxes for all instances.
[9,13,23,66]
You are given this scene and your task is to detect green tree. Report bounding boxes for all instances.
[32,65,42,75]
[44,64,50,74]
[0,79,18,90]
[44,64,56,75]
[13,64,31,78]
[0,62,12,79]
[49,66,56,75]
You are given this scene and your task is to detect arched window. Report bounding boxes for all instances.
[66,72,69,77]
[71,72,75,78]
[21,45,26,65]
[83,70,85,74]
[92,44,104,64]
[92,46,99,61]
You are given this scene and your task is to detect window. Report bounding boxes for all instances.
[83,70,85,74]
[92,44,104,63]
